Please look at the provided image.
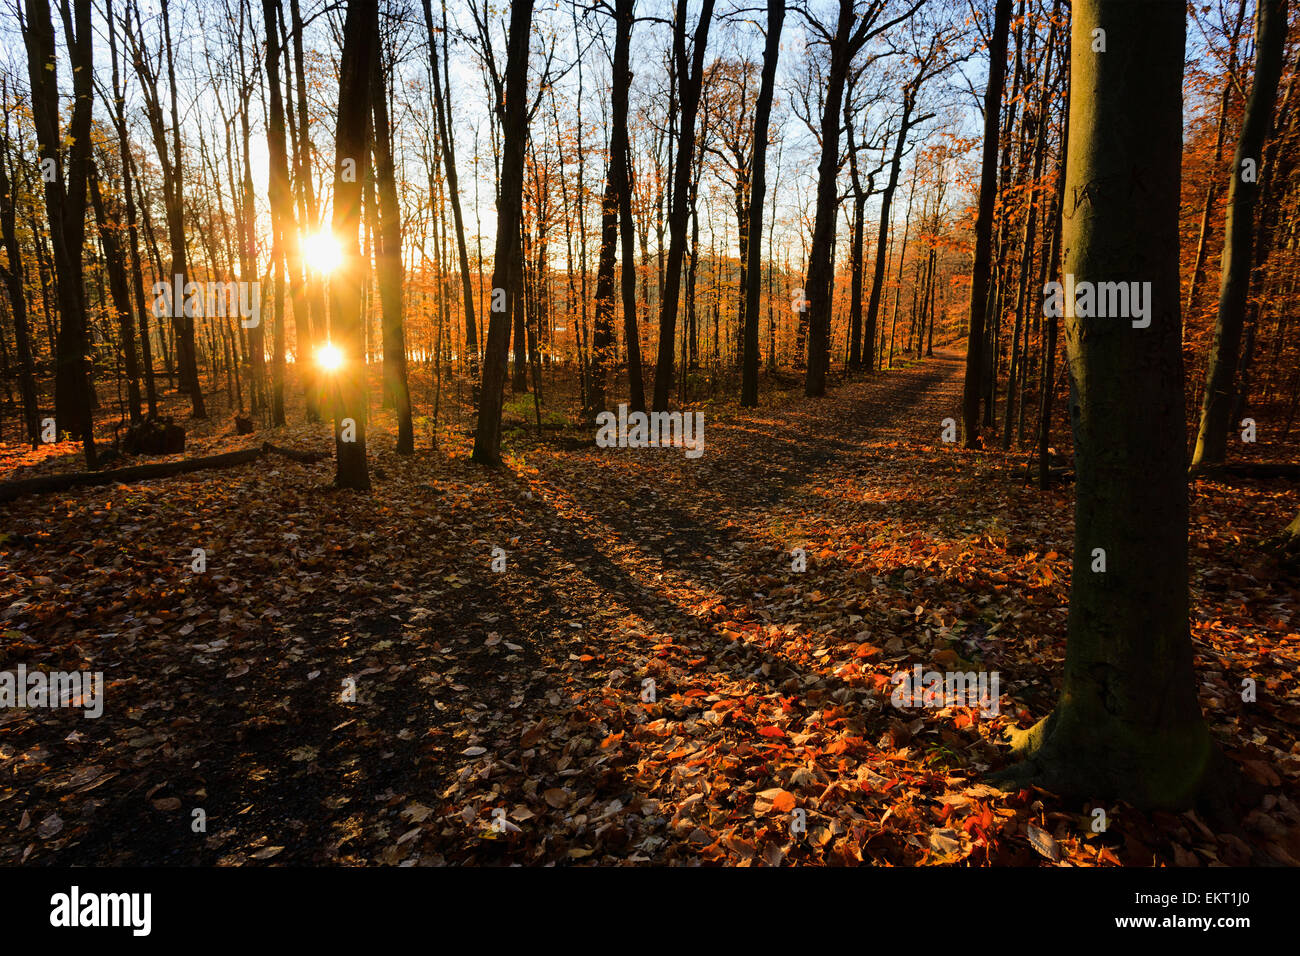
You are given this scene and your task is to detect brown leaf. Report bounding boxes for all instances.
[1026,822,1061,862]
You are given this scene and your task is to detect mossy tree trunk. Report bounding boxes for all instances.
[1002,0,1219,810]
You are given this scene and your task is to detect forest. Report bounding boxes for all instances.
[0,0,1297,872]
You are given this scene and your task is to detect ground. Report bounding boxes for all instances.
[1,350,1298,865]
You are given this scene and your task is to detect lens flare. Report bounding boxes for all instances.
[316,343,344,372]
[303,231,343,274]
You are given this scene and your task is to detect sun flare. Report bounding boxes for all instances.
[302,231,343,274]
[316,343,344,372]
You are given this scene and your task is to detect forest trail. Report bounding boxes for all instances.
[2,351,1296,866]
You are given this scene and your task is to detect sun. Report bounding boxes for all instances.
[302,231,343,274]
[316,342,344,372]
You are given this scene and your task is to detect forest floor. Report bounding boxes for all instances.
[1,349,1299,866]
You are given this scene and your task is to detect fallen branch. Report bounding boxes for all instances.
[0,442,329,503]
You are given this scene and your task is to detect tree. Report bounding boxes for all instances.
[423,0,479,383]
[126,0,207,419]
[614,0,645,414]
[262,0,291,426]
[88,159,143,424]
[588,0,641,418]
[1191,0,1290,470]
[371,14,415,455]
[800,0,924,396]
[961,0,1011,448]
[330,0,377,490]
[843,67,883,373]
[702,58,756,372]
[862,29,943,374]
[288,0,323,422]
[105,0,158,419]
[0,91,40,446]
[1184,0,1249,320]
[651,0,716,412]
[588,123,621,416]
[22,0,97,465]
[1000,0,1220,808]
[472,0,537,464]
[741,0,785,407]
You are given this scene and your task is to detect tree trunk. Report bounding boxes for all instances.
[742,0,784,407]
[1036,49,1068,492]
[865,99,915,373]
[1185,0,1248,319]
[615,0,645,413]
[330,0,377,490]
[160,0,206,418]
[471,0,536,464]
[802,0,855,397]
[588,160,619,418]
[0,112,40,445]
[262,0,292,426]
[1192,0,1289,469]
[89,161,143,423]
[961,0,1012,449]
[651,0,715,411]
[23,0,97,465]
[371,37,414,454]
[1001,0,1219,809]
[106,0,157,418]
[421,0,478,383]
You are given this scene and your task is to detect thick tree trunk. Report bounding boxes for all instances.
[23,0,97,465]
[1000,0,1219,809]
[588,3,633,419]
